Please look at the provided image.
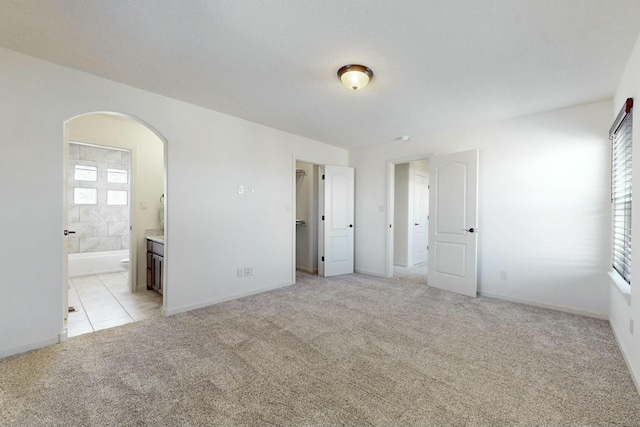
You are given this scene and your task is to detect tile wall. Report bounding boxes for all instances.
[67,143,131,253]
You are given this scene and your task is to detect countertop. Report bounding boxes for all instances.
[147,236,165,244]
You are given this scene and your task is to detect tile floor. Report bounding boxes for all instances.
[66,271,163,338]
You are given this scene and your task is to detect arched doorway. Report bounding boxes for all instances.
[62,112,167,337]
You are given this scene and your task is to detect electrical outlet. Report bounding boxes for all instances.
[244,267,253,276]
[237,268,244,278]
[500,270,508,280]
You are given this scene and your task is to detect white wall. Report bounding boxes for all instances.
[610,32,640,390]
[68,114,165,290]
[295,162,318,273]
[393,163,410,266]
[351,100,612,318]
[0,47,347,358]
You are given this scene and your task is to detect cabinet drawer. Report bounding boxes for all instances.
[152,242,164,256]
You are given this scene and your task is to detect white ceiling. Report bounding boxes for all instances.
[1,0,640,149]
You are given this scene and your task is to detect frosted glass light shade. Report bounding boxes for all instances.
[337,65,373,91]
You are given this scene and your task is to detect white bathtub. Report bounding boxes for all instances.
[68,249,129,277]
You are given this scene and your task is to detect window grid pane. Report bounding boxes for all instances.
[73,187,98,205]
[107,168,128,183]
[74,165,97,181]
[107,190,128,206]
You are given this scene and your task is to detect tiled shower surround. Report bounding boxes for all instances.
[67,143,130,253]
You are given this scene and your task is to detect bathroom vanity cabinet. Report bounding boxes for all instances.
[146,238,164,295]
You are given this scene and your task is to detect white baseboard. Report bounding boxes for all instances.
[0,336,60,360]
[610,321,640,395]
[479,291,607,320]
[164,282,294,316]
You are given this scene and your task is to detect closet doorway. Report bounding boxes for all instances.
[293,159,355,282]
[295,161,320,275]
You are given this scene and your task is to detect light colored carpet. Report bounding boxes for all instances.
[1,272,639,426]
[393,262,428,283]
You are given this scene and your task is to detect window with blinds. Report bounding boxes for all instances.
[611,98,633,284]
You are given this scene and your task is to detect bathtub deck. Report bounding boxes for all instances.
[66,272,162,337]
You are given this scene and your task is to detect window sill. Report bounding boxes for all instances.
[609,270,631,305]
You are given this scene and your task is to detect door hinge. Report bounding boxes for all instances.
[321,256,324,262]
[427,245,429,251]
[322,174,325,180]
[428,185,430,189]
[322,215,325,220]
[427,215,429,220]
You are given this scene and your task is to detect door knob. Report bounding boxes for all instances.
[349,224,353,228]
[64,230,76,236]
[464,228,476,233]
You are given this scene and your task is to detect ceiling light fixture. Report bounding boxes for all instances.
[337,64,373,91]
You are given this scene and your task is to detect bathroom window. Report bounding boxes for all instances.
[107,190,128,206]
[107,168,128,184]
[74,164,97,182]
[74,188,98,205]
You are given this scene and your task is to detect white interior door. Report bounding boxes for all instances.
[427,149,478,297]
[412,172,429,265]
[321,165,354,276]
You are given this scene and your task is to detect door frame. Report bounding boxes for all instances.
[385,154,433,278]
[62,111,169,339]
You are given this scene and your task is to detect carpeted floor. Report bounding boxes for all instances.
[1,272,639,426]
[393,262,428,283]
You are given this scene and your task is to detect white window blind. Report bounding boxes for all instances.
[611,98,633,284]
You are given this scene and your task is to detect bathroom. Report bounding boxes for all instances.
[65,113,165,336]
[67,142,132,277]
